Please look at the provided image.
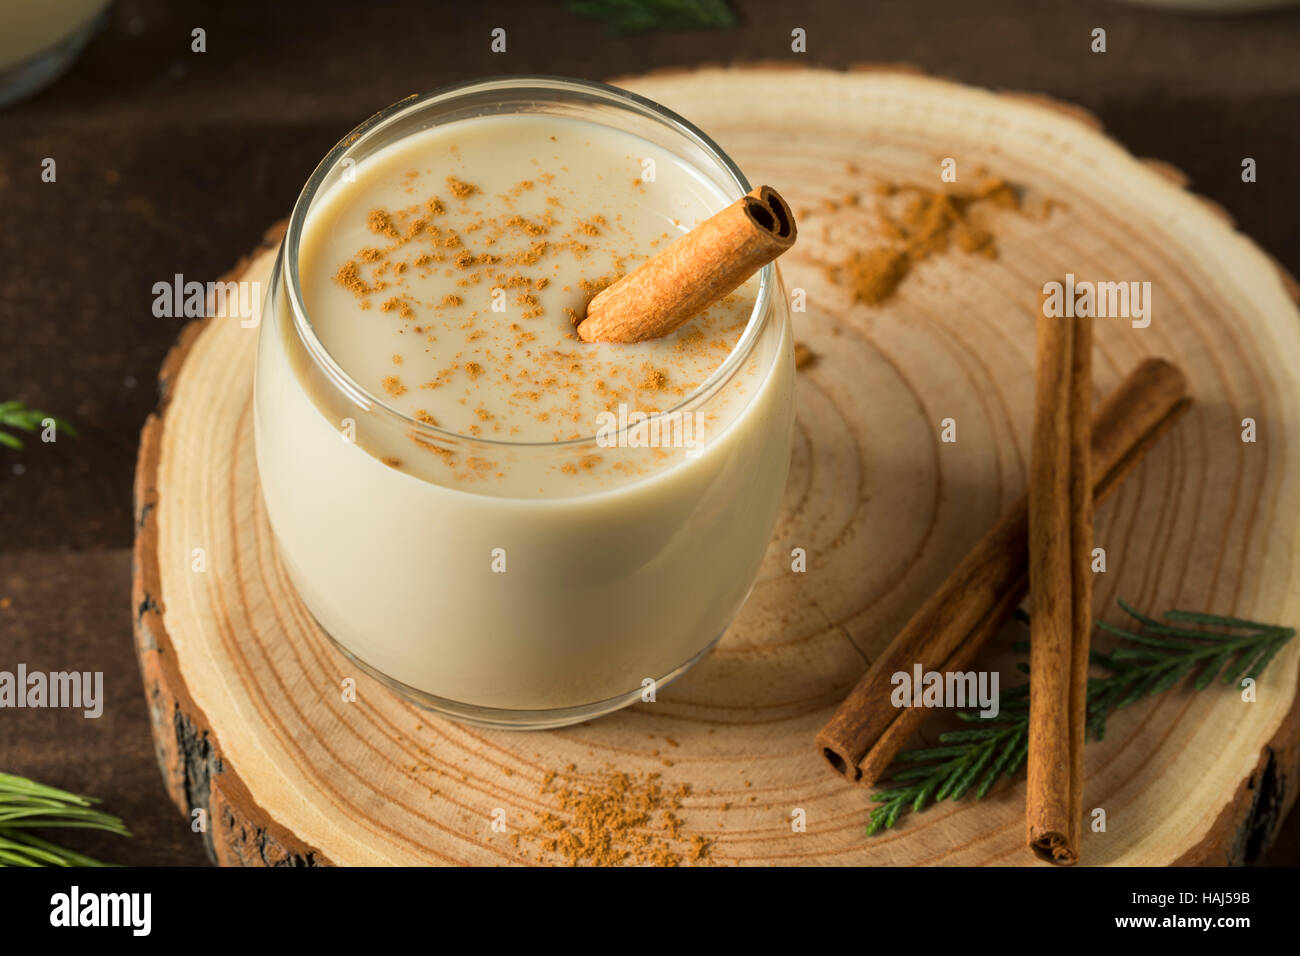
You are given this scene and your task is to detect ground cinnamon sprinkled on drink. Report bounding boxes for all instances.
[560,454,603,475]
[315,153,760,471]
[578,274,619,297]
[381,296,414,318]
[334,261,371,297]
[639,364,668,390]
[578,214,606,237]
[507,214,548,236]
[367,208,401,239]
[674,329,705,352]
[447,176,478,199]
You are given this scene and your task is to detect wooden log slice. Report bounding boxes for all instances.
[132,67,1300,866]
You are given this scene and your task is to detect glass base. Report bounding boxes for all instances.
[0,12,106,110]
[320,627,724,730]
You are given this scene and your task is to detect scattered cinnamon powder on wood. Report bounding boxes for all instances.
[838,247,910,307]
[518,768,708,867]
[794,342,817,369]
[688,834,709,862]
[830,176,1027,307]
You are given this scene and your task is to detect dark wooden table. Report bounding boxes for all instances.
[2,0,1297,866]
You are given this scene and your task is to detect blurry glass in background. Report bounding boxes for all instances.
[1116,0,1300,10]
[0,0,111,109]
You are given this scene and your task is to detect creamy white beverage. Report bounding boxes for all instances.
[255,83,794,723]
[297,114,765,492]
[0,0,108,71]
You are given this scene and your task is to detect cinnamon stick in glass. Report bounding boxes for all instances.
[575,185,796,344]
[1025,294,1093,865]
[816,357,1189,787]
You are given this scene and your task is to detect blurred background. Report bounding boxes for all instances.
[1,0,1297,865]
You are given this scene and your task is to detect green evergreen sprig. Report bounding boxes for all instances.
[0,400,76,450]
[567,0,736,35]
[0,773,129,866]
[867,601,1295,835]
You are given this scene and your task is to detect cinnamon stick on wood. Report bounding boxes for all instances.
[816,358,1189,787]
[1066,313,1094,859]
[1026,293,1093,865]
[575,185,796,343]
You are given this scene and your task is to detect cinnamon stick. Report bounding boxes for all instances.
[1025,296,1093,865]
[816,358,1189,785]
[1067,313,1094,860]
[575,185,796,343]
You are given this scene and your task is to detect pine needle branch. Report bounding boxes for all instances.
[0,773,129,866]
[0,400,76,450]
[866,602,1294,834]
[567,0,736,35]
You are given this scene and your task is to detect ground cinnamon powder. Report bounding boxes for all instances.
[639,364,668,390]
[446,175,478,199]
[323,163,752,475]
[839,247,910,307]
[832,176,1024,307]
[512,767,709,866]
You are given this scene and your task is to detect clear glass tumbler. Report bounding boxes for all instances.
[254,76,795,728]
[0,1,110,110]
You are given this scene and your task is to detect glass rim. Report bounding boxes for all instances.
[280,73,777,451]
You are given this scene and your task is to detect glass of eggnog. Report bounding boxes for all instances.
[254,76,794,728]
[0,0,110,108]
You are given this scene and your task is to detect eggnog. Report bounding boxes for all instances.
[254,81,794,724]
[0,0,108,107]
[0,0,107,70]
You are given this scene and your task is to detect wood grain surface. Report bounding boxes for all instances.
[132,67,1300,865]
